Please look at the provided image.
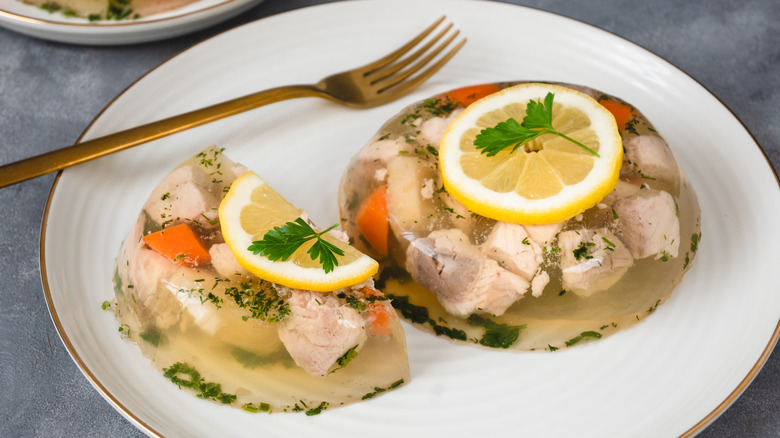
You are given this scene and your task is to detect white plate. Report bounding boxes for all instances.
[41,1,780,436]
[0,0,263,44]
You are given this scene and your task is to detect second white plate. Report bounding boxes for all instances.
[0,0,263,44]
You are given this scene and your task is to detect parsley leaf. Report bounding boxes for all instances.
[474,92,600,157]
[248,218,345,273]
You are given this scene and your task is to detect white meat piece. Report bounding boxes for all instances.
[144,165,220,229]
[530,270,550,298]
[346,137,405,199]
[558,229,634,297]
[358,137,405,165]
[523,222,565,247]
[165,267,224,335]
[623,135,679,182]
[482,221,542,281]
[614,190,680,259]
[386,156,439,239]
[417,109,462,147]
[602,180,643,205]
[124,243,183,329]
[406,229,528,316]
[208,243,250,279]
[278,290,367,377]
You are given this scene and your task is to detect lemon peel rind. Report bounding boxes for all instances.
[219,172,379,292]
[439,83,623,225]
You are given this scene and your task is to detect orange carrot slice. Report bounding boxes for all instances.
[441,83,501,107]
[362,287,394,336]
[143,223,211,267]
[599,99,633,129]
[356,185,389,257]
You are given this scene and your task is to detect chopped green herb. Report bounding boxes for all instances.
[467,314,525,349]
[162,362,236,404]
[248,218,344,273]
[647,299,662,313]
[422,97,459,117]
[547,344,559,352]
[334,345,359,369]
[388,294,467,341]
[691,233,700,253]
[40,2,62,12]
[558,289,567,296]
[612,208,619,220]
[224,281,289,322]
[139,330,164,347]
[521,237,531,245]
[106,0,133,20]
[625,119,639,136]
[425,145,439,157]
[601,236,616,250]
[337,293,367,312]
[242,402,271,413]
[305,401,329,416]
[362,379,405,400]
[387,294,429,324]
[161,192,170,201]
[573,242,595,261]
[101,300,112,311]
[565,331,602,347]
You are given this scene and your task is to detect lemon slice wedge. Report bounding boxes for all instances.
[219,171,378,291]
[439,83,623,224]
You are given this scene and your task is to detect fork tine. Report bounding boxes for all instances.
[367,23,453,84]
[374,31,464,93]
[377,37,467,97]
[360,16,446,74]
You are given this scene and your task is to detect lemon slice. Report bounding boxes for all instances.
[439,83,623,224]
[219,171,378,291]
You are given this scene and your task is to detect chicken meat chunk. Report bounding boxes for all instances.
[406,228,529,316]
[622,135,680,183]
[144,165,221,229]
[277,290,368,377]
[614,190,680,259]
[558,229,634,297]
[482,221,543,281]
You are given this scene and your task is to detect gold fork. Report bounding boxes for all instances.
[0,17,465,188]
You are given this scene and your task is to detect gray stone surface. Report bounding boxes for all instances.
[0,0,778,436]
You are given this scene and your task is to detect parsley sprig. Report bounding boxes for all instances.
[248,218,345,273]
[474,92,600,157]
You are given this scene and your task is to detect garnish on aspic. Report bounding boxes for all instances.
[474,92,600,157]
[248,218,345,274]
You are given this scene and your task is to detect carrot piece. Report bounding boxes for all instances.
[362,287,394,336]
[599,99,633,129]
[142,223,211,267]
[355,185,389,257]
[440,83,501,107]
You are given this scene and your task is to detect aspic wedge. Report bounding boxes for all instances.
[439,83,623,224]
[219,171,378,292]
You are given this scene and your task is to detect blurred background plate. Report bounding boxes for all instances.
[0,0,263,44]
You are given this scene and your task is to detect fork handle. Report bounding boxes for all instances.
[0,84,325,188]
